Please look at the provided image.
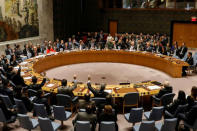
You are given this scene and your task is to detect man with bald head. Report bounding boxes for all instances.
[155,81,173,98]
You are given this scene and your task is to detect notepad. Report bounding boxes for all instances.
[47,84,55,87]
[24,77,32,80]
[21,67,28,70]
[20,72,25,76]
[147,85,161,90]
[20,62,28,65]
[105,90,112,94]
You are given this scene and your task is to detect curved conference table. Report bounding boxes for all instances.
[33,50,188,78]
[19,50,188,109]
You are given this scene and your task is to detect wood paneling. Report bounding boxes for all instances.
[173,23,197,48]
[109,20,118,36]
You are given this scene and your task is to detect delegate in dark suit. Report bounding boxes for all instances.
[87,82,109,98]
[28,76,46,91]
[182,52,194,76]
[155,85,172,98]
[57,79,77,98]
[179,44,188,59]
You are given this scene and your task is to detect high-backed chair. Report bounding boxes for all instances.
[155,118,177,131]
[18,114,39,131]
[0,108,16,127]
[90,97,106,107]
[33,103,48,118]
[99,121,116,131]
[38,117,61,131]
[184,119,197,131]
[133,121,155,131]
[14,98,27,114]
[0,94,15,109]
[75,121,91,131]
[56,94,76,113]
[123,92,139,114]
[124,107,143,126]
[53,105,72,127]
[152,93,175,107]
[28,89,38,100]
[144,106,164,121]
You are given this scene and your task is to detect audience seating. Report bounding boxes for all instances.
[133,121,155,131]
[155,118,177,131]
[17,114,39,131]
[0,108,16,127]
[27,89,38,100]
[0,94,15,109]
[14,98,28,114]
[33,103,48,118]
[56,94,77,113]
[123,92,139,114]
[75,121,91,131]
[53,105,72,127]
[38,117,61,131]
[144,106,164,121]
[152,93,175,107]
[124,107,143,126]
[99,121,116,131]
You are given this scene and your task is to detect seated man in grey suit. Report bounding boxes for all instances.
[87,82,109,98]
[57,79,77,98]
[73,104,97,131]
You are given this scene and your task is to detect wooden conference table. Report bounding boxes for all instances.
[19,50,188,99]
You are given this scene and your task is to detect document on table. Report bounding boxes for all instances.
[24,77,32,80]
[147,85,161,90]
[20,62,28,65]
[47,84,55,88]
[20,72,25,76]
[105,90,112,94]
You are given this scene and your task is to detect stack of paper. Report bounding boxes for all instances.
[147,85,161,90]
[20,62,28,65]
[47,84,55,88]
[24,77,32,80]
[105,90,112,94]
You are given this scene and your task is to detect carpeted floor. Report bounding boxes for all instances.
[3,62,196,131]
[46,62,197,95]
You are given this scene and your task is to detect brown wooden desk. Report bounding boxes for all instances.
[33,50,189,78]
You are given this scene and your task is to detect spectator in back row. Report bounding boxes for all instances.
[165,90,187,117]
[98,105,118,131]
[73,104,97,131]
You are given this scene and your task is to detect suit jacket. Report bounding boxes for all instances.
[28,78,46,91]
[73,112,97,126]
[78,99,95,109]
[185,105,197,125]
[179,46,188,56]
[57,83,77,97]
[155,86,172,98]
[87,83,109,98]
[166,99,187,114]
[185,56,194,66]
[98,113,117,123]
